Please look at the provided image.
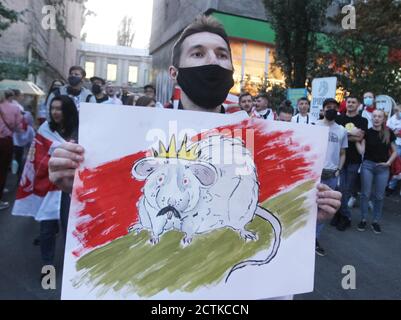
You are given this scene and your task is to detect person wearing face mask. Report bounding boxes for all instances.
[90,77,109,104]
[38,80,65,125]
[361,92,376,129]
[315,98,348,256]
[47,15,342,299]
[46,66,96,114]
[385,104,401,195]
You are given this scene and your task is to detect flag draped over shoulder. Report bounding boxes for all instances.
[12,122,65,221]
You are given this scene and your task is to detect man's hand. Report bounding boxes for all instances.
[316,184,342,222]
[376,162,390,167]
[348,128,365,142]
[48,142,85,194]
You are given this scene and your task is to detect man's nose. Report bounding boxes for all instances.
[206,52,219,65]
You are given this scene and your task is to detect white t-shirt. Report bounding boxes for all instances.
[253,108,275,120]
[361,108,373,129]
[317,120,348,170]
[387,114,401,146]
[292,113,313,124]
[103,96,123,105]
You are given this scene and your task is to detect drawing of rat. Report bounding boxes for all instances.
[129,135,282,280]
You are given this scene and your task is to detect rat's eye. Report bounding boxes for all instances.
[157,175,165,185]
[183,177,189,186]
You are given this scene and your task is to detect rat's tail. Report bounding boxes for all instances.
[225,206,282,282]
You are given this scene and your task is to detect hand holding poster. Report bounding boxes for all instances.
[62,103,329,300]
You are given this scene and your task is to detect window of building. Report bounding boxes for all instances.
[128,66,138,84]
[228,40,284,95]
[85,61,95,79]
[107,64,117,82]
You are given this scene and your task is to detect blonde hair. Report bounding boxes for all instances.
[374,109,391,144]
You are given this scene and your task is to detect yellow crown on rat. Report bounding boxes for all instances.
[153,135,199,161]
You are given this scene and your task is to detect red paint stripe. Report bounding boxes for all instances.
[73,120,315,255]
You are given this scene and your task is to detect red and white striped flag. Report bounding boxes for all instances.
[12,122,64,221]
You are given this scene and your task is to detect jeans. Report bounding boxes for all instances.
[360,160,390,223]
[39,192,71,265]
[388,145,401,190]
[316,176,338,239]
[339,163,360,220]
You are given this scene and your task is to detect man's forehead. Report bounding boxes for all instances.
[181,32,230,52]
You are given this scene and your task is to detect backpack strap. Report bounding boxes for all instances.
[86,94,93,103]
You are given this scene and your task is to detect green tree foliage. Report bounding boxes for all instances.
[262,0,333,88]
[320,0,401,101]
[0,1,23,37]
[0,58,44,81]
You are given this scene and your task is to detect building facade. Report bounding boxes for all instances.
[149,0,349,104]
[77,42,152,90]
[150,0,284,104]
[0,0,84,91]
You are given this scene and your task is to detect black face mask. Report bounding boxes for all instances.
[68,75,82,87]
[325,109,338,121]
[177,64,234,109]
[92,84,102,95]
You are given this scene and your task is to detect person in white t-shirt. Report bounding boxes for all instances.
[253,93,276,120]
[386,104,401,193]
[315,98,348,256]
[292,97,313,124]
[105,84,123,105]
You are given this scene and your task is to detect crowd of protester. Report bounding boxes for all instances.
[0,16,399,281]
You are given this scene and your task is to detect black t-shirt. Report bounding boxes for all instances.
[336,114,368,164]
[364,129,396,163]
[96,95,109,104]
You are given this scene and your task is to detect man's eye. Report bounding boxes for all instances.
[192,52,203,58]
[218,54,228,59]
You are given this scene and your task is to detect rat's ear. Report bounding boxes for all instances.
[132,158,161,180]
[189,162,217,187]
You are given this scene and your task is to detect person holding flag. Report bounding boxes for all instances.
[13,96,78,268]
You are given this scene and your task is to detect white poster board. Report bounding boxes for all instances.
[376,95,396,116]
[62,104,329,300]
[310,77,337,122]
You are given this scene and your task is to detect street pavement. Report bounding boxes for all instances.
[0,173,400,300]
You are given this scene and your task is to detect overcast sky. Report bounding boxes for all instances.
[81,0,153,49]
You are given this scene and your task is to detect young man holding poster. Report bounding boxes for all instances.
[48,15,341,296]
